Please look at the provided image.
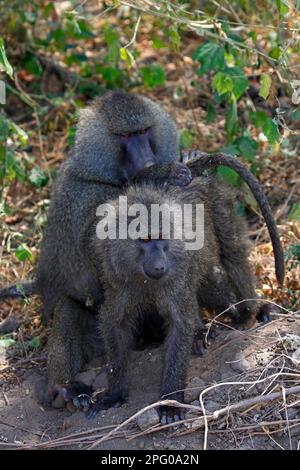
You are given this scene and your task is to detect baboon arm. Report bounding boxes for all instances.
[87,300,130,418]
[160,299,195,402]
[132,162,192,188]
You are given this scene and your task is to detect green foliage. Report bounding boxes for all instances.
[0,337,15,348]
[285,244,300,264]
[140,65,165,89]
[288,202,300,222]
[15,244,34,262]
[259,73,272,100]
[29,167,49,187]
[0,37,13,78]
[28,335,41,350]
[180,129,194,149]
[193,42,225,74]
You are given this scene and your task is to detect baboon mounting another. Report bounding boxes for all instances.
[0,91,284,408]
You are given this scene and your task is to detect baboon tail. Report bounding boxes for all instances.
[0,281,36,300]
[185,151,285,285]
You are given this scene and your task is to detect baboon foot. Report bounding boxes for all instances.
[46,382,93,410]
[228,304,257,329]
[164,162,192,188]
[87,392,126,419]
[159,404,185,425]
[257,303,275,324]
[61,382,93,409]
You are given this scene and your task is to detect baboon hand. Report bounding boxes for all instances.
[192,324,217,357]
[164,162,192,188]
[87,392,126,420]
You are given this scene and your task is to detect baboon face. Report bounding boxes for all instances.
[138,237,169,280]
[115,128,156,182]
[101,91,158,182]
[103,235,188,285]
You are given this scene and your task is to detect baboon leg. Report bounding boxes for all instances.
[46,297,93,408]
[159,300,195,424]
[87,304,131,419]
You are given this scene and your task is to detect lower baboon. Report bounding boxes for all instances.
[86,176,266,423]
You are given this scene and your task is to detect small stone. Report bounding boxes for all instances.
[136,408,160,430]
[74,370,96,387]
[93,371,108,390]
[52,394,65,409]
[0,317,20,334]
[138,440,145,449]
[184,377,206,403]
[204,400,220,413]
[230,352,251,373]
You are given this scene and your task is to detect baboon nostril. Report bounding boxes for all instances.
[155,265,165,272]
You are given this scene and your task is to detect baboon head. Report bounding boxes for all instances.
[73,91,179,184]
[95,185,189,285]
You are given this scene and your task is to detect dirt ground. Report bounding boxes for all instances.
[0,313,300,450]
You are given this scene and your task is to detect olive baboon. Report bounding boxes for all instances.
[86,176,262,423]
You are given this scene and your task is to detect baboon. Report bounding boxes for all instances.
[0,92,284,407]
[86,176,262,423]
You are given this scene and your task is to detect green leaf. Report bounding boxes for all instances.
[9,122,28,146]
[0,338,15,348]
[234,136,258,161]
[269,46,281,60]
[225,67,248,99]
[43,2,55,17]
[206,102,217,124]
[168,28,180,51]
[288,201,300,222]
[119,48,134,67]
[193,42,225,74]
[140,65,165,89]
[28,167,49,187]
[180,129,193,149]
[212,72,233,95]
[262,118,280,144]
[290,108,300,122]
[104,26,120,65]
[225,96,238,136]
[276,0,289,16]
[217,166,241,187]
[52,28,67,48]
[249,111,268,127]
[284,244,300,262]
[28,336,41,350]
[220,144,240,156]
[0,38,13,79]
[259,73,272,100]
[15,244,34,262]
[152,36,165,49]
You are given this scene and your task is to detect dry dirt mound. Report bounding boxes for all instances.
[1,313,300,450]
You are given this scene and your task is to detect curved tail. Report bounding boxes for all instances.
[0,281,36,300]
[185,151,285,285]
